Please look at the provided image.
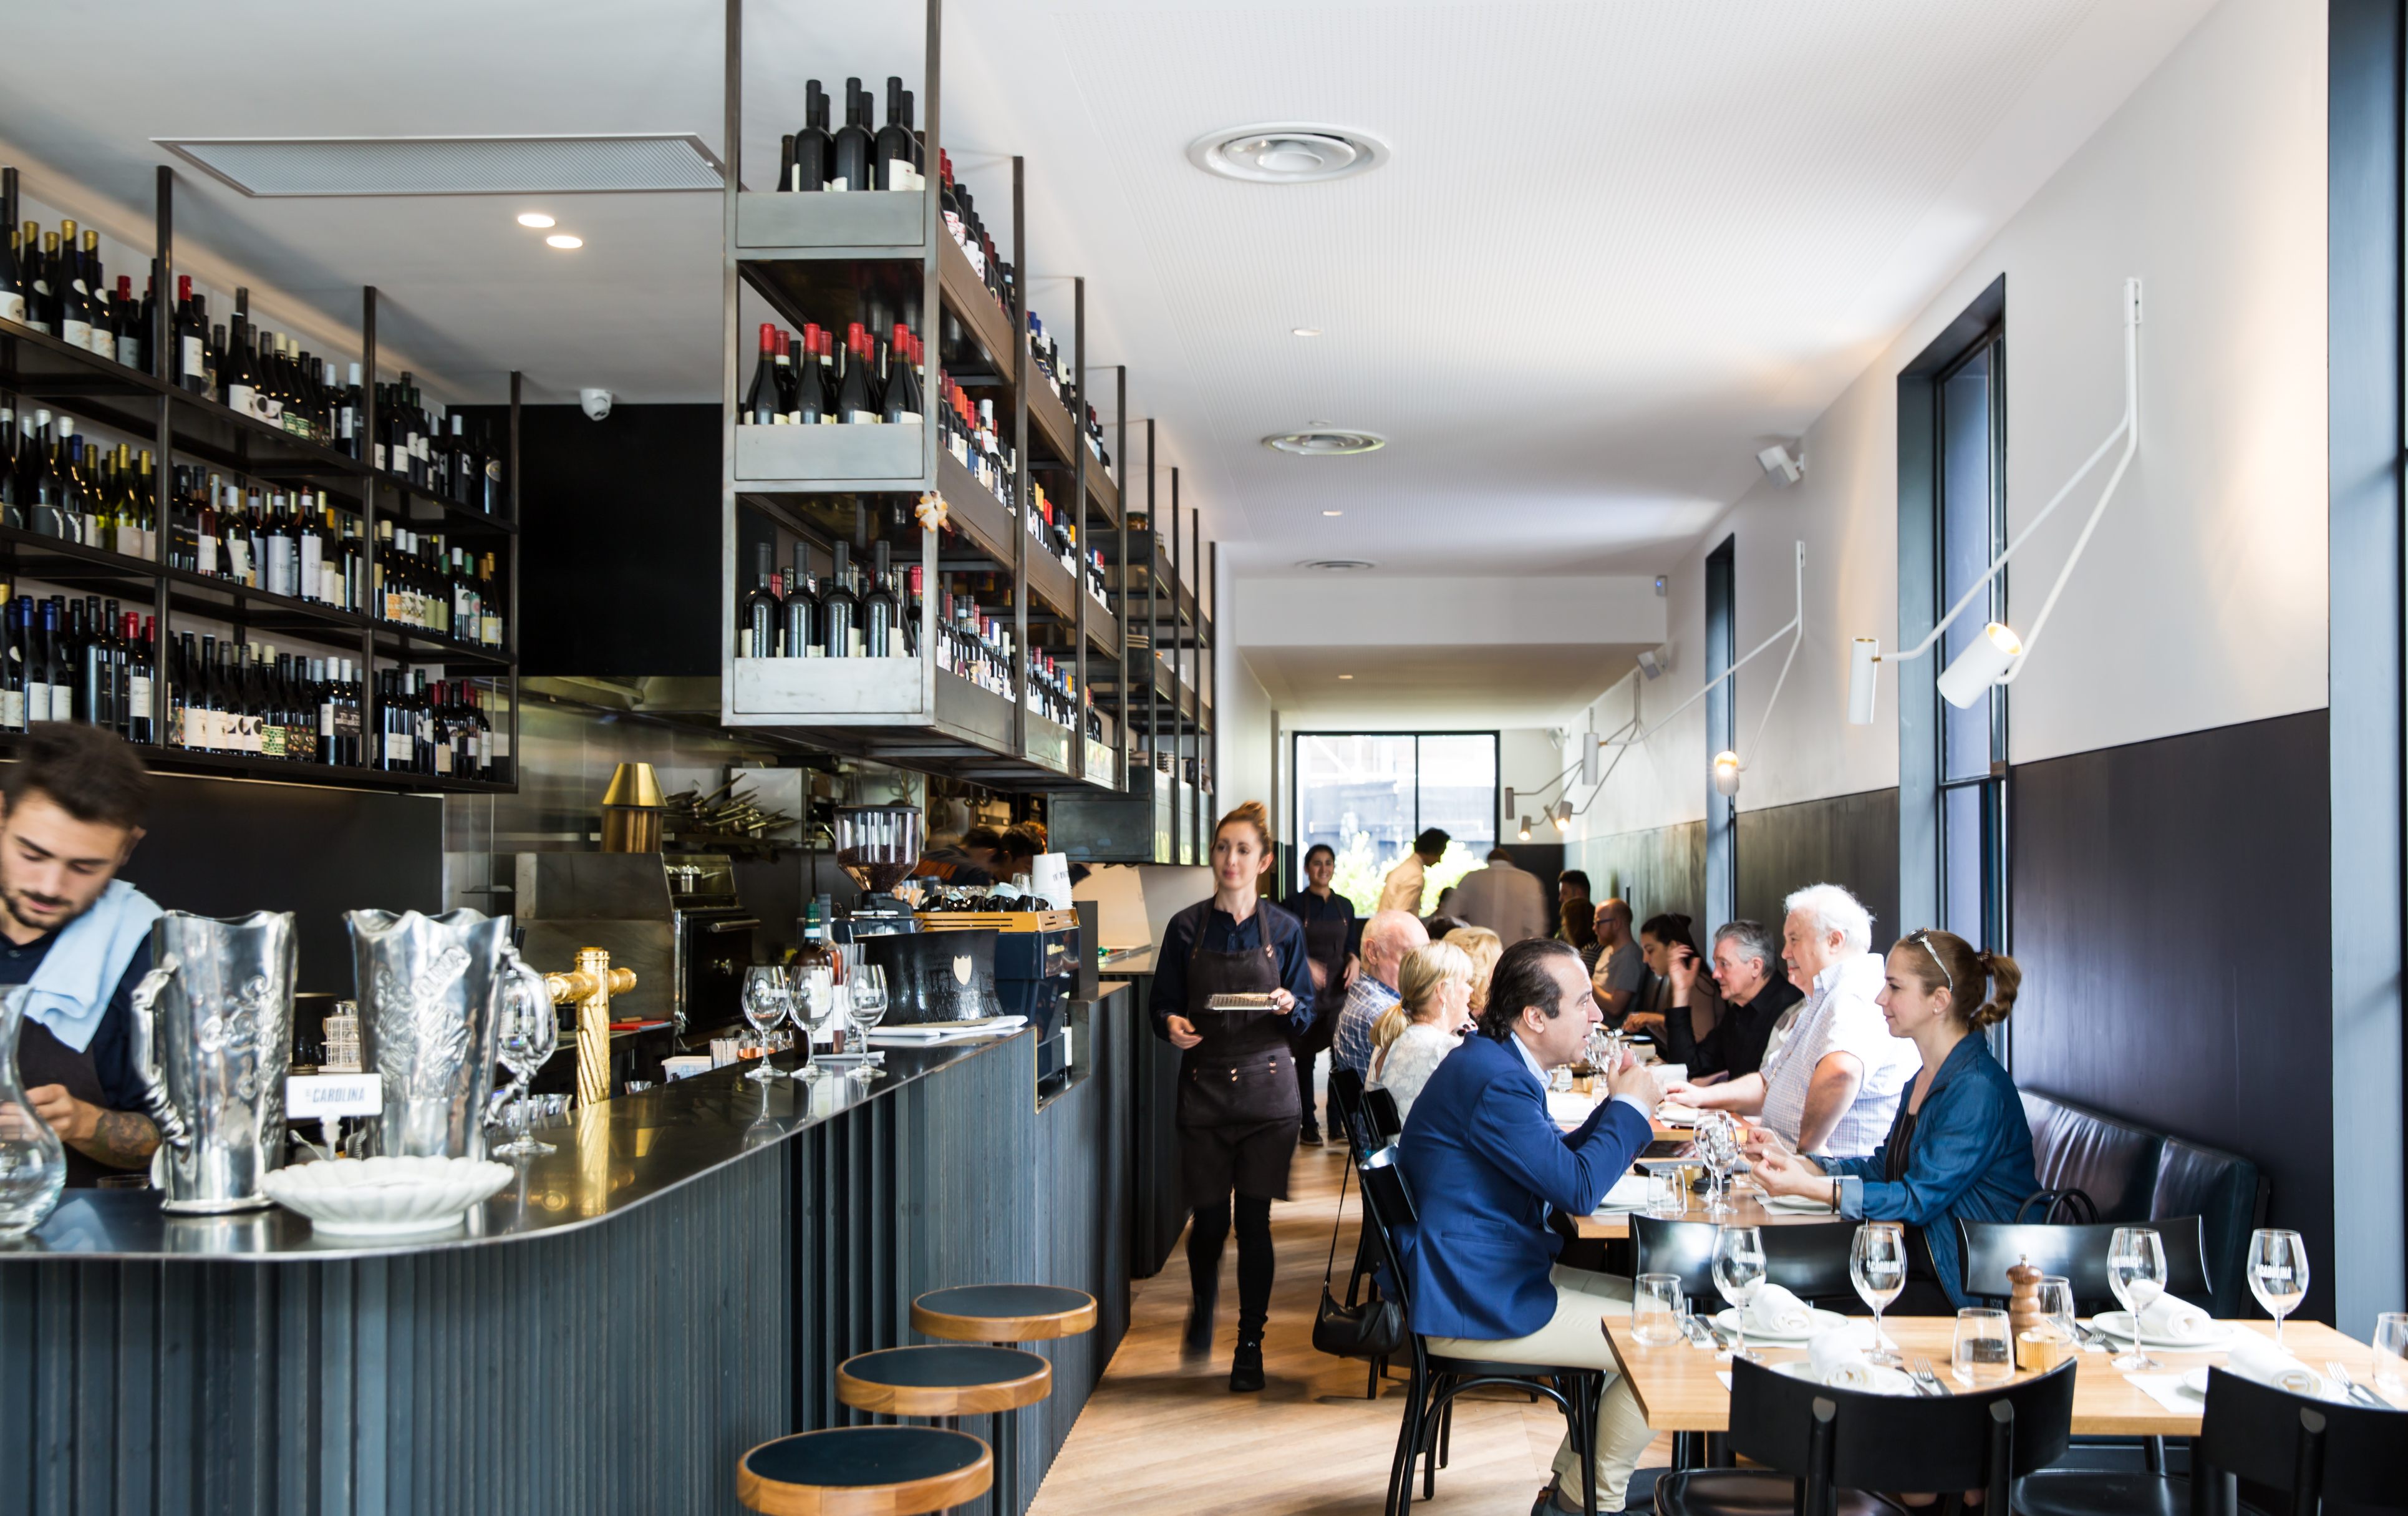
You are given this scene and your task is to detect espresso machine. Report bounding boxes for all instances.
[831,804,924,941]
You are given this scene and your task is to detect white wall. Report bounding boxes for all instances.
[1574,0,2326,847]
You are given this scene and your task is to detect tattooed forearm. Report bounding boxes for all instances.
[71,1109,161,1169]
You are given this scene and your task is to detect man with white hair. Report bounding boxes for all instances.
[1333,910,1429,1081]
[1660,882,1911,1158]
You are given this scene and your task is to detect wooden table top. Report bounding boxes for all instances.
[1575,1188,1844,1239]
[1602,1316,2397,1436]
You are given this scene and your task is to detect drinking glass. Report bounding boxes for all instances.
[489,951,558,1157]
[2035,1276,2079,1356]
[1711,1225,1768,1363]
[1850,1222,1908,1366]
[847,966,889,1081]
[2372,1312,2408,1397]
[740,968,791,1082]
[1953,1308,2014,1386]
[2107,1226,2168,1371]
[2246,1228,2309,1351]
[1646,1169,1686,1218]
[1633,1274,1688,1346]
[1697,1113,1740,1216]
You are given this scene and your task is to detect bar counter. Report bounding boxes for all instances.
[0,983,1144,1516]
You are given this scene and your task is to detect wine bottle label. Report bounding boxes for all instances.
[385,732,407,763]
[887,159,917,192]
[182,706,205,747]
[129,674,152,716]
[737,629,753,659]
[0,691,19,729]
[51,686,72,722]
[433,743,452,775]
[335,704,360,741]
[178,334,203,377]
[261,724,286,759]
[62,319,92,348]
[372,443,387,472]
[117,525,140,558]
[829,176,849,192]
[90,326,112,357]
[490,730,509,759]
[116,334,140,367]
[892,409,922,425]
[0,293,21,324]
[846,409,880,425]
[228,384,256,415]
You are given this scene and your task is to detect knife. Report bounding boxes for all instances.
[2327,1361,2387,1409]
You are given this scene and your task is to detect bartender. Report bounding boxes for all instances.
[1279,842,1355,1147]
[1,726,166,1187]
[1151,800,1314,1396]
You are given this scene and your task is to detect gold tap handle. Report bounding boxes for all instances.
[534,951,639,1109]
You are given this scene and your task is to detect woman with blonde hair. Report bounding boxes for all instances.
[1441,925,1502,1013]
[1369,940,1474,1125]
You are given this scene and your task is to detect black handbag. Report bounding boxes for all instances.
[1310,1158,1408,1359]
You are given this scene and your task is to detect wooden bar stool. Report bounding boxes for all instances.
[838,1345,1052,1424]
[909,1287,1095,1516]
[738,1425,991,1515]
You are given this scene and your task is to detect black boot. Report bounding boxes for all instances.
[1182,1281,1217,1360]
[1298,1117,1322,1146]
[1228,1336,1265,1392]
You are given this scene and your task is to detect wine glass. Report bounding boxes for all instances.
[791,966,837,1079]
[2107,1226,2168,1371]
[1850,1222,1907,1366]
[1696,1113,1739,1216]
[740,967,791,1082]
[847,966,889,1081]
[781,965,821,1082]
[1711,1225,1768,1364]
[489,949,558,1157]
[2246,1229,2309,1351]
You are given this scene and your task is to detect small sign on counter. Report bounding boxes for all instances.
[286,1073,384,1118]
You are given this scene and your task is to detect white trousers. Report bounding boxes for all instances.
[1424,1265,1655,1511]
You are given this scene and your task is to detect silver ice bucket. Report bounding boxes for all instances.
[129,910,298,1213]
[347,909,511,1160]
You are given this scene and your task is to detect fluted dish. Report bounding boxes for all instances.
[262,1155,513,1237]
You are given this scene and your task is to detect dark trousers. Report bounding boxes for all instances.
[1292,1044,1320,1130]
[1188,1193,1275,1340]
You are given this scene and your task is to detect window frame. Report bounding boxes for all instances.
[1286,729,1502,896]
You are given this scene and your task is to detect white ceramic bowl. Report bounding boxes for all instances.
[262,1155,513,1238]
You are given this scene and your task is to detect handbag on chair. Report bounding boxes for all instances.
[1312,1156,1409,1359]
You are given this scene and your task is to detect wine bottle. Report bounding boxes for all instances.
[0,596,23,733]
[783,542,817,656]
[838,324,879,424]
[743,323,780,425]
[56,220,92,351]
[831,77,874,192]
[125,614,152,744]
[738,541,778,657]
[27,228,56,336]
[795,80,832,192]
[773,329,800,422]
[822,540,858,657]
[223,314,257,418]
[80,231,110,358]
[0,221,24,326]
[876,77,916,192]
[882,324,924,424]
[864,540,898,658]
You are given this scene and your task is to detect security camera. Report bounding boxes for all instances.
[1757,443,1804,485]
[579,388,614,422]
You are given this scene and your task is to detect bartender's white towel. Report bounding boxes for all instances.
[24,880,164,1052]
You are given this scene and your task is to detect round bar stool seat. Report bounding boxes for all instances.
[910,1285,1096,1344]
[738,1426,992,1516]
[838,1346,1052,1418]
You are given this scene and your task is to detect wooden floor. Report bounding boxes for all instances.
[1028,1130,1674,1516]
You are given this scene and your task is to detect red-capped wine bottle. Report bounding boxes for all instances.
[743,323,779,425]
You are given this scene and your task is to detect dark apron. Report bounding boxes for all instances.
[17,1017,117,1188]
[1296,918,1349,1056]
[1178,940,1299,1202]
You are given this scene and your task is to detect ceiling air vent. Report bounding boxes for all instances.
[1300,560,1378,573]
[1264,429,1386,456]
[1189,124,1390,185]
[153,135,725,197]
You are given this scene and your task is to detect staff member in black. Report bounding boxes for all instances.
[1279,841,1353,1146]
[2,724,167,1187]
[1151,800,1315,1392]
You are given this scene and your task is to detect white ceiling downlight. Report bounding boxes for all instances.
[1264,429,1386,456]
[153,135,725,197]
[1188,124,1390,185]
[1300,559,1378,572]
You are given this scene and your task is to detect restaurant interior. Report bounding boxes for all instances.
[0,1,2399,1513]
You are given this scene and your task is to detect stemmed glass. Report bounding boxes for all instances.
[2108,1226,2168,1371]
[782,965,822,1082]
[790,965,837,1080]
[740,967,792,1082]
[1696,1113,1740,1216]
[1851,1222,1907,1366]
[1712,1224,1768,1364]
[489,949,558,1157]
[2246,1229,2309,1351]
[846,966,889,1081]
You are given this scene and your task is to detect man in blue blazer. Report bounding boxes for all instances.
[1398,937,1661,1515]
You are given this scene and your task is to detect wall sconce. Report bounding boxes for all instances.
[1517,815,1532,842]
[1711,751,1743,797]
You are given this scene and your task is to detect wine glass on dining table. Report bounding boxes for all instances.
[1712,1224,1769,1364]
[2108,1226,2169,1371]
[1851,1222,1907,1366]
[1696,1112,1741,1216]
[2247,1228,2309,1351]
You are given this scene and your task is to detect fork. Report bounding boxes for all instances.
[2327,1361,2387,1409]
[1912,1358,1951,1396]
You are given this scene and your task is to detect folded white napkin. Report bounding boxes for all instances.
[1649,1065,1689,1098]
[1597,1174,1653,1211]
[2224,1333,2327,1397]
[1807,1328,1876,1389]
[2135,1291,2215,1343]
[1654,1104,1700,1126]
[1746,1283,1814,1337]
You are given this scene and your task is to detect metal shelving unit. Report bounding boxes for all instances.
[716,0,1124,793]
[0,168,520,794]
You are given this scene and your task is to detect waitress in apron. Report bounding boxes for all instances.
[1279,842,1354,1146]
[1151,800,1316,1393]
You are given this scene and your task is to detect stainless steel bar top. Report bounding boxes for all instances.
[7,1034,1020,1263]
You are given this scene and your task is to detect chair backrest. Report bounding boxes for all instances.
[2198,1368,2408,1513]
[1328,1066,1369,1153]
[1355,1145,1416,1314]
[1954,1215,2210,1315]
[2021,1091,2165,1223]
[1727,1355,2075,1505]
[1364,1087,1402,1145]
[2150,1138,2268,1320]
[1628,1215,1859,1311]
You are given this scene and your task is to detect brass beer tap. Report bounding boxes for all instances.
[539,946,638,1107]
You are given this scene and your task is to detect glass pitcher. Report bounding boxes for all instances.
[0,987,69,1238]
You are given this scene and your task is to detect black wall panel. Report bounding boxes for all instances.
[2008,710,2333,1323]
[1581,819,1706,928]
[1736,789,1900,942]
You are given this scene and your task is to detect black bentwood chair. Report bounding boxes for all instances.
[1655,1356,2077,1516]
[1629,1214,1861,1313]
[1356,1144,1609,1516]
[1954,1216,2213,1316]
[2014,1368,2407,1516]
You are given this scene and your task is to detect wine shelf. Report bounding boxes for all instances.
[0,731,514,795]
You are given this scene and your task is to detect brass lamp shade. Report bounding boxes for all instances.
[601,762,665,853]
[601,762,665,809]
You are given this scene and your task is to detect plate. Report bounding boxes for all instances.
[2180,1368,2212,1397]
[262,1155,513,1238]
[2089,1311,2230,1348]
[1759,1193,1837,1213]
[1772,1359,1921,1396]
[1714,1306,1850,1344]
[1655,1104,1701,1127]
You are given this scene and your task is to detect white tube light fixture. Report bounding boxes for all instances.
[1517,815,1533,842]
[1550,800,1573,832]
[1711,752,1743,797]
[1849,278,2142,721]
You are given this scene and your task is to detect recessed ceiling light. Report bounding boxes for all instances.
[1300,559,1378,572]
[1191,124,1390,185]
[1292,327,1322,338]
[1264,429,1385,457]
[517,211,556,228]
[546,233,583,249]
[1321,510,1343,517]
[1338,674,1354,680]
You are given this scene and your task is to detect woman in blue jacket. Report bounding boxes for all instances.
[1750,928,2038,1314]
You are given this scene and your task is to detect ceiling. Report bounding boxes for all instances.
[1243,643,1658,729]
[0,0,2215,600]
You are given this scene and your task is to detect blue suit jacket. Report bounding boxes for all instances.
[1393,1033,1655,1341]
